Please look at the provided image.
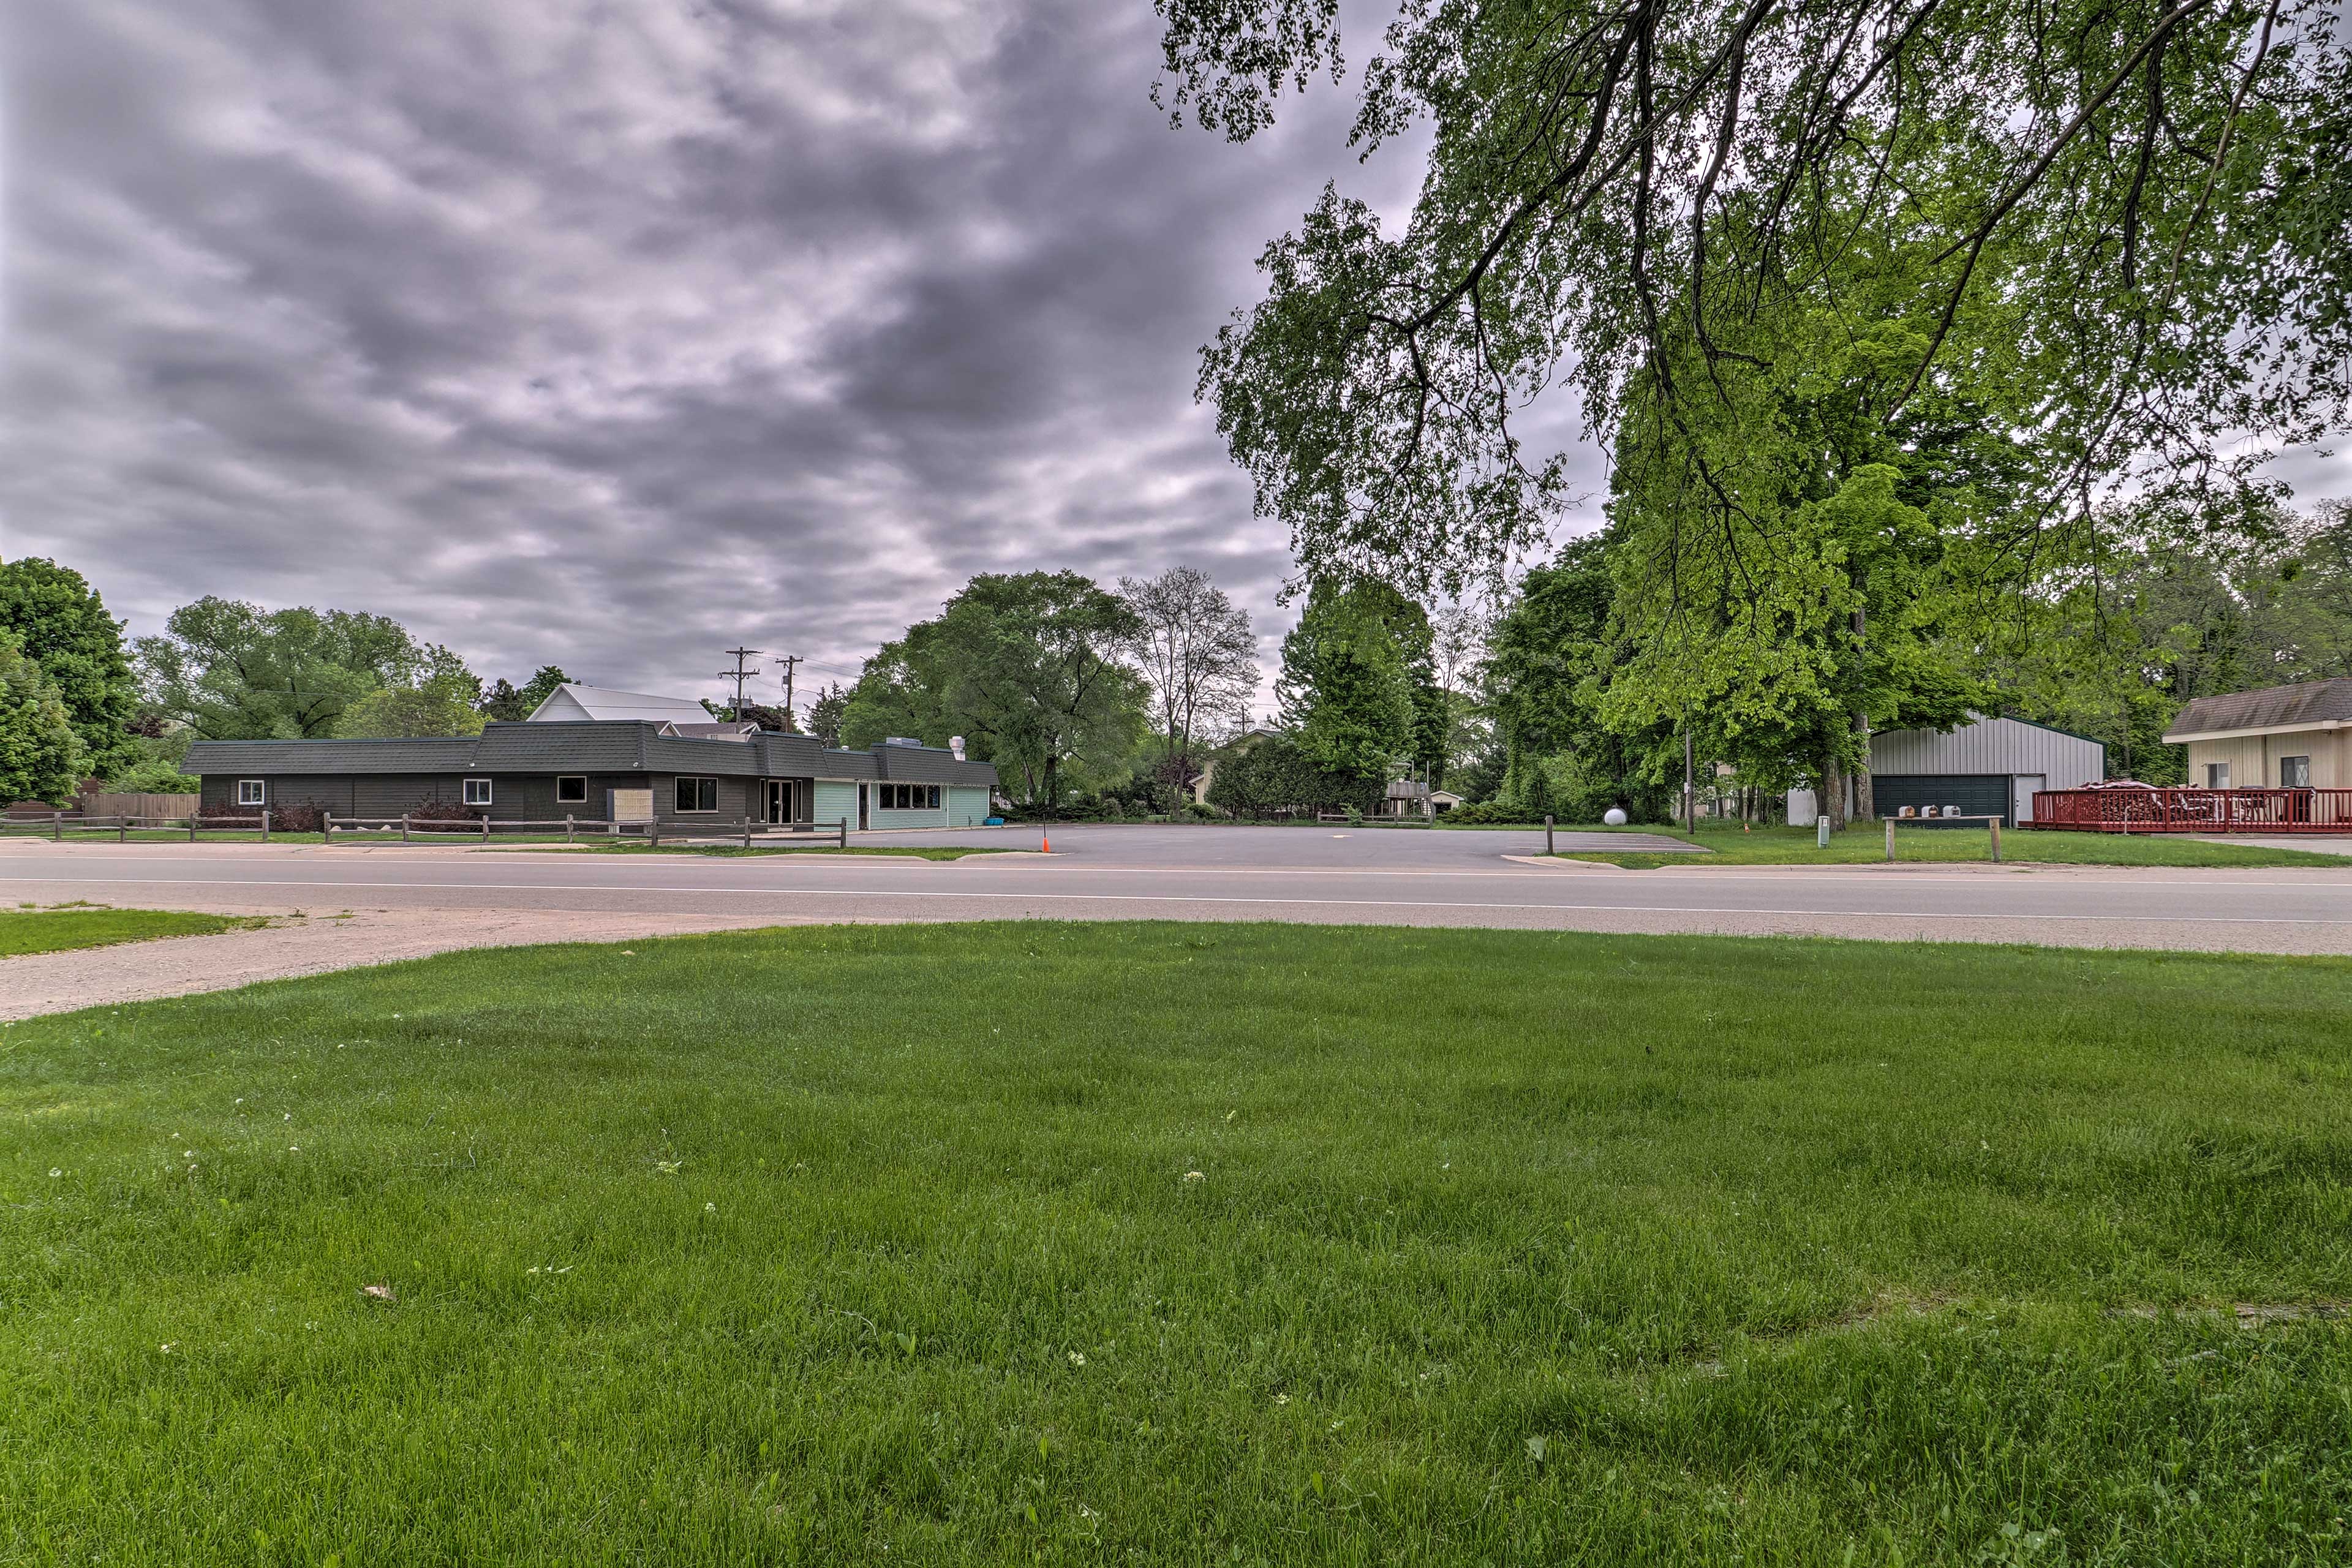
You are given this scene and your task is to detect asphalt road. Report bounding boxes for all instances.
[6,825,2352,955]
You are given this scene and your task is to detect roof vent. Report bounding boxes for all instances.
[883,736,924,748]
[949,735,966,761]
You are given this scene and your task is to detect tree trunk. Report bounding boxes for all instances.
[1042,752,1060,811]
[1824,750,1847,832]
[1850,707,1874,825]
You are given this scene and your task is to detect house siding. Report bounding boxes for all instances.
[183,723,997,832]
[2184,731,2352,789]
[812,780,860,829]
[650,773,760,824]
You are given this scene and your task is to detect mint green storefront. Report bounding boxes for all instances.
[812,779,995,831]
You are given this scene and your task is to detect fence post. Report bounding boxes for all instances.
[1545,814,1555,856]
[1885,816,1896,862]
[566,814,575,845]
[401,813,410,843]
[1989,818,2002,864]
[649,817,661,848]
[837,819,847,849]
[260,810,270,843]
[119,816,128,844]
[482,815,491,843]
[53,811,62,842]
[742,816,753,850]
[189,814,198,843]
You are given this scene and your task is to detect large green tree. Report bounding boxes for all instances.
[1163,0,2352,600]
[1482,537,1677,821]
[135,598,443,740]
[842,572,1148,807]
[1276,578,1414,781]
[0,558,139,780]
[0,634,86,804]
[337,646,488,739]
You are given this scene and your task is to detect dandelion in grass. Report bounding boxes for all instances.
[1273,1393,1290,1406]
[1068,1351,1086,1366]
[1183,1170,1204,1183]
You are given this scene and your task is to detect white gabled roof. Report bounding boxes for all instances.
[526,682,711,724]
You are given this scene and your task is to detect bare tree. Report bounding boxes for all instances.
[1119,567,1258,804]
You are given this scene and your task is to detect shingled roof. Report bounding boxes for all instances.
[184,721,997,788]
[2165,679,2352,740]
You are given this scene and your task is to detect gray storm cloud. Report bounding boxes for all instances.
[0,0,1508,707]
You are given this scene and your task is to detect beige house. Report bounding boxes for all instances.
[2164,679,2352,789]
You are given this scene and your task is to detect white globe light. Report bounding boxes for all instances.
[1602,807,1628,827]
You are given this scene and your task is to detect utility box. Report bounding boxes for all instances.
[607,788,654,825]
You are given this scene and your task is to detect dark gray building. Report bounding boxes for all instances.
[183,722,998,830]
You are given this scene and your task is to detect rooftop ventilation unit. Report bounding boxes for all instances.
[883,736,924,748]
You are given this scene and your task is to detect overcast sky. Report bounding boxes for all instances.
[3,2,2343,722]
[0,0,1497,717]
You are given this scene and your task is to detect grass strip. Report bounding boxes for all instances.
[0,905,264,957]
[1545,823,2350,869]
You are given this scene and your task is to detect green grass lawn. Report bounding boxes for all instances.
[0,905,262,957]
[1545,822,2351,869]
[6,924,2351,1564]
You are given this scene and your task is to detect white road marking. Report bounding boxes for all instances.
[4,872,2349,926]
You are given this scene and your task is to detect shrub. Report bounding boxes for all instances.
[406,799,484,822]
[265,801,328,834]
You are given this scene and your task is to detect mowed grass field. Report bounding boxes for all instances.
[5,924,2351,1564]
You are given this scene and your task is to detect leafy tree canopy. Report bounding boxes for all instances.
[0,633,86,804]
[136,597,458,740]
[0,557,139,779]
[842,571,1148,806]
[1163,0,2352,600]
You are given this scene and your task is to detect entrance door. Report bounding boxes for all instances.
[765,780,784,824]
[857,783,870,831]
[2012,775,2045,825]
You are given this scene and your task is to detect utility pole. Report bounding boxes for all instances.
[718,647,764,720]
[774,655,802,724]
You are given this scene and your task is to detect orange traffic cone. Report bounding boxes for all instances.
[1041,829,1050,854]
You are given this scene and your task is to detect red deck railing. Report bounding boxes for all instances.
[2030,788,2352,834]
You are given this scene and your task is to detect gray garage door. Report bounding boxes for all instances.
[1871,774,2014,826]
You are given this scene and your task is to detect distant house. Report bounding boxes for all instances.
[526,683,712,725]
[2163,679,2352,790]
[1189,727,1284,806]
[183,722,997,831]
[1378,778,1427,818]
[1789,714,2106,827]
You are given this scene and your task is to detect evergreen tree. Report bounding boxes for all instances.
[1276,578,1412,781]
